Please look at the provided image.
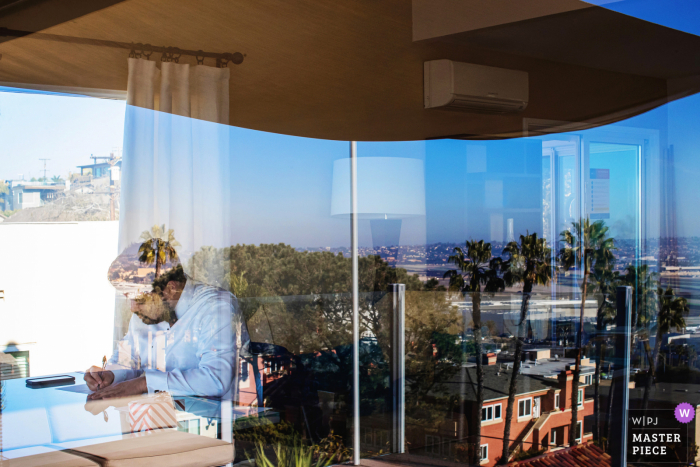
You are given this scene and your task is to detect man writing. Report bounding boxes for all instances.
[85,256,248,400]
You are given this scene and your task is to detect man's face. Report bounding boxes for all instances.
[130,280,185,325]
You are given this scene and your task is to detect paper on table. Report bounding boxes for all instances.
[56,384,94,394]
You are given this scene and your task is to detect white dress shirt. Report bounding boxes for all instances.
[107,279,249,398]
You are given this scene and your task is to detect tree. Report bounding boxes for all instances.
[138,225,181,278]
[51,175,63,184]
[30,177,37,182]
[643,287,689,409]
[444,240,504,466]
[499,232,554,463]
[559,218,614,446]
[588,261,619,444]
[0,180,8,209]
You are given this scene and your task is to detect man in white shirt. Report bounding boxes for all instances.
[85,262,248,400]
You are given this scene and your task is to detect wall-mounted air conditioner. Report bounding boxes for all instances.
[424,59,528,113]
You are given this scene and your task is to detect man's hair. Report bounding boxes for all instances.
[152,264,187,293]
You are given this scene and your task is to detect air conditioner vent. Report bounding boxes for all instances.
[424,60,528,113]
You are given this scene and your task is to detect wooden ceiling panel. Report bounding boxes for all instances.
[0,0,690,141]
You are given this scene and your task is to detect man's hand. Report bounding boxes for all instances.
[84,366,115,391]
[88,375,147,400]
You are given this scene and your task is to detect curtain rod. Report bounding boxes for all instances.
[0,27,244,66]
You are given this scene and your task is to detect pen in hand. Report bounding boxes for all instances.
[97,356,107,390]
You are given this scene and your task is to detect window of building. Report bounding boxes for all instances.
[578,388,584,406]
[554,393,560,409]
[551,428,557,446]
[575,421,583,443]
[480,444,488,462]
[584,374,592,385]
[518,398,532,418]
[482,403,503,422]
[18,192,23,204]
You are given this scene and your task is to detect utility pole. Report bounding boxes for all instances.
[39,158,50,183]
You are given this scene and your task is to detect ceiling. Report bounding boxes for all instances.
[0,0,697,141]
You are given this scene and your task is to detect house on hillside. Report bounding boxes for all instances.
[2,181,65,211]
[400,360,594,466]
[77,155,121,182]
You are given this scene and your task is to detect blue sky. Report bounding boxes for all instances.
[585,0,700,37]
[1,86,699,247]
[0,89,125,181]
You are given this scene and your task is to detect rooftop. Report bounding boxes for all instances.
[509,442,610,467]
[427,365,560,403]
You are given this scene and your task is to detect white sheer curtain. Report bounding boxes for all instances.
[118,58,243,410]
[119,57,232,267]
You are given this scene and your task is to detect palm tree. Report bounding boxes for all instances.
[559,218,614,446]
[588,264,618,444]
[138,225,181,278]
[51,175,63,184]
[498,232,555,464]
[622,264,658,331]
[642,287,688,409]
[444,240,504,466]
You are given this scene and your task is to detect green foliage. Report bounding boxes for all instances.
[503,232,555,293]
[51,175,64,183]
[444,240,504,293]
[655,287,689,336]
[620,264,658,330]
[30,177,37,182]
[251,441,339,467]
[2,210,18,218]
[559,218,615,276]
[242,421,349,467]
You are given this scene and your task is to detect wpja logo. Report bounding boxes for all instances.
[675,403,695,424]
[628,404,694,457]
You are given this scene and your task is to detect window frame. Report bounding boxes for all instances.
[481,403,503,423]
[554,393,560,410]
[575,421,583,443]
[578,388,584,407]
[480,444,488,462]
[518,397,533,419]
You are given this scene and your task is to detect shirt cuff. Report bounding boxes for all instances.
[106,365,135,385]
[144,369,169,394]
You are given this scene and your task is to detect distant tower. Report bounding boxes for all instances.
[507,218,515,243]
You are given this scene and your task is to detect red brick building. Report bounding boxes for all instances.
[413,361,594,466]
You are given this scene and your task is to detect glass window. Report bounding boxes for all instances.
[494,404,502,420]
[518,398,532,418]
[575,421,583,443]
[480,445,488,461]
[555,393,560,409]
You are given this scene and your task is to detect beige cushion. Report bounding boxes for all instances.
[3,450,97,467]
[68,430,234,467]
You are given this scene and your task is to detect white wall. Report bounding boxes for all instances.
[0,221,119,377]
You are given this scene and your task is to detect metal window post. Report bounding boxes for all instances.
[351,141,360,466]
[391,283,406,453]
[610,286,632,467]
